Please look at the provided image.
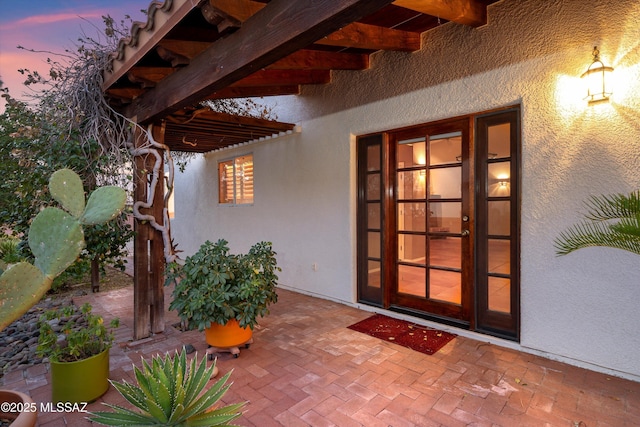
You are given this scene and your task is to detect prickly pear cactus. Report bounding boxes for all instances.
[30,207,85,279]
[0,168,126,331]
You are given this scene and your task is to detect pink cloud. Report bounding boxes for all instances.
[0,11,107,31]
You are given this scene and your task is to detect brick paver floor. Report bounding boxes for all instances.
[2,286,639,426]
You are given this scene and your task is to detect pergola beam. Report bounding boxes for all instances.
[125,0,396,124]
[316,22,420,51]
[392,0,487,27]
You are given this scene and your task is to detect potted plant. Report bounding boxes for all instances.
[0,168,126,423]
[166,239,279,355]
[89,349,245,426]
[36,303,119,403]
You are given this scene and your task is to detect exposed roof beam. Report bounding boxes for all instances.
[128,67,175,87]
[106,87,145,102]
[103,0,199,90]
[392,0,486,27]
[125,0,396,124]
[316,22,420,51]
[156,40,211,66]
[269,50,369,70]
[231,70,331,87]
[207,0,264,22]
[205,85,300,100]
[156,42,370,70]
[210,0,419,52]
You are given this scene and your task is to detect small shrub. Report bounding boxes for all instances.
[0,236,22,264]
[37,303,119,362]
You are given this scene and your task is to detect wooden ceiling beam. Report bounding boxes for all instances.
[205,85,301,100]
[156,40,211,66]
[125,0,396,124]
[268,49,369,70]
[207,0,265,23]
[103,0,199,90]
[105,87,145,101]
[232,70,331,87]
[316,21,420,51]
[156,42,370,71]
[210,0,419,52]
[128,67,176,87]
[392,0,487,27]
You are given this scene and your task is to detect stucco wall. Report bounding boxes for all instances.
[172,0,640,379]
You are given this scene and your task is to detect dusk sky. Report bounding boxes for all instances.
[0,0,148,109]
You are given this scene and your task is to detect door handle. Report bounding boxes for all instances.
[461,229,470,236]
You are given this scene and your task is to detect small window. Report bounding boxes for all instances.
[218,154,254,205]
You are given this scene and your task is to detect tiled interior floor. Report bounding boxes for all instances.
[2,286,639,426]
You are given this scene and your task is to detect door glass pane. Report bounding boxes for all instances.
[488,239,510,275]
[488,162,510,196]
[399,234,425,264]
[397,138,426,167]
[367,174,381,200]
[429,269,461,304]
[398,202,427,232]
[429,167,461,198]
[429,202,460,233]
[368,232,381,258]
[398,265,426,297]
[429,132,461,166]
[429,237,461,270]
[398,171,426,199]
[488,201,510,236]
[488,276,510,313]
[368,261,381,289]
[368,202,381,229]
[367,145,381,171]
[488,123,511,159]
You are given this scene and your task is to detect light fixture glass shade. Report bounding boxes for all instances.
[581,46,613,105]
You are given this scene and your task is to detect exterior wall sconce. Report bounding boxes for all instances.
[581,46,613,105]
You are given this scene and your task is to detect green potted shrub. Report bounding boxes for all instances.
[36,303,119,403]
[166,239,279,355]
[0,168,126,422]
[89,349,245,426]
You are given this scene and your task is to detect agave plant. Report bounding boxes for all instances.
[90,350,245,426]
[555,190,640,256]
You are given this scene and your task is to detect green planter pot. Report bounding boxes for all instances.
[50,348,110,403]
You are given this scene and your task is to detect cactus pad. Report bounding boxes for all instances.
[49,168,86,218]
[0,262,48,331]
[0,168,126,333]
[29,207,84,279]
[80,186,127,225]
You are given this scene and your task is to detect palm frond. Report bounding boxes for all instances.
[583,191,640,221]
[555,191,640,256]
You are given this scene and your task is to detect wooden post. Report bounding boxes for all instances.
[150,124,166,334]
[132,123,166,339]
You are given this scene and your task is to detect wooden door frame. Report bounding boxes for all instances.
[474,108,521,340]
[356,106,521,340]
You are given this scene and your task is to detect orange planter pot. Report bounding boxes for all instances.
[0,390,37,427]
[205,320,253,348]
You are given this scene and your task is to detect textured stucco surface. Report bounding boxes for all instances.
[173,0,640,379]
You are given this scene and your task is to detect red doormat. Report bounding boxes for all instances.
[347,314,456,355]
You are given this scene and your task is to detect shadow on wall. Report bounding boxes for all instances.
[297,0,640,118]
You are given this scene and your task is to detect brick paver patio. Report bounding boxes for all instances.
[2,286,639,426]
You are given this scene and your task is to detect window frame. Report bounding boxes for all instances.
[218,153,254,206]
